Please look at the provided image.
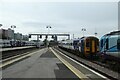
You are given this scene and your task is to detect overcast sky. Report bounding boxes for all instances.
[0,0,119,40]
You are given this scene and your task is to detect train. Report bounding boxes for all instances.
[0,39,44,48]
[59,30,120,64]
[99,31,120,64]
[59,36,99,59]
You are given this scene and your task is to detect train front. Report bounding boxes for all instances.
[83,36,99,58]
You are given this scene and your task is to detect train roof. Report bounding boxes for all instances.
[72,36,99,41]
[105,31,120,36]
[80,36,99,40]
[59,36,99,43]
[100,31,120,39]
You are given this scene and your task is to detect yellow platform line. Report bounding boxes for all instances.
[0,49,41,68]
[50,48,89,80]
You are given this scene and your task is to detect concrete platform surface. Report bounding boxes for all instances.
[2,48,79,79]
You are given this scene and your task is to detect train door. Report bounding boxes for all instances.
[90,38,97,54]
[88,38,96,59]
[89,39,93,53]
[92,40,95,53]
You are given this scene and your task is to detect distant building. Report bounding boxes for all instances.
[8,28,14,40]
[22,35,29,41]
[0,29,9,39]
[0,29,2,39]
[15,33,22,40]
[0,28,14,40]
[14,33,17,40]
[0,28,28,41]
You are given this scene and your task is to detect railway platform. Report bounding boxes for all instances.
[0,47,119,80]
[1,48,79,80]
[0,46,36,52]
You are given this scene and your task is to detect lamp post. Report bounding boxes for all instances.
[46,26,51,47]
[46,26,51,35]
[82,28,86,37]
[46,26,52,39]
[11,25,16,46]
[11,25,16,31]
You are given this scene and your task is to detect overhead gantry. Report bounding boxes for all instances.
[29,33,70,41]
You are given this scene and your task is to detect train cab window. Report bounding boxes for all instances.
[106,38,109,50]
[101,39,103,47]
[85,39,89,47]
[86,42,90,47]
[117,39,120,50]
[86,39,90,47]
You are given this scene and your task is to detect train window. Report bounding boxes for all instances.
[106,38,109,50]
[69,43,70,45]
[66,43,68,45]
[73,42,76,45]
[77,42,79,46]
[68,43,69,45]
[117,39,120,50]
[69,43,71,45]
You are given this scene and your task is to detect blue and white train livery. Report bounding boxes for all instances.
[99,31,120,63]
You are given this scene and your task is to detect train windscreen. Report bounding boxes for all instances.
[117,38,120,50]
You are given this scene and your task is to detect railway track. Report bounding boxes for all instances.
[0,47,45,68]
[58,46,120,73]
[58,46,119,73]
[2,49,38,63]
[92,60,120,73]
[55,46,120,80]
[0,49,43,69]
[1,47,37,60]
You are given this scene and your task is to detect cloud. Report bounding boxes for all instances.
[0,2,118,39]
